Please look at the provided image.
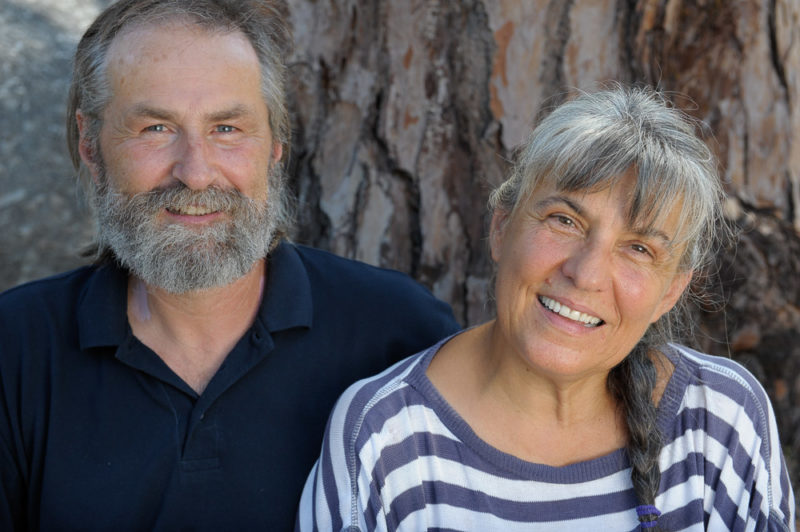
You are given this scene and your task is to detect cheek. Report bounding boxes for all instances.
[494,244,551,310]
[503,232,564,282]
[614,265,671,319]
[103,145,173,194]
[225,152,271,198]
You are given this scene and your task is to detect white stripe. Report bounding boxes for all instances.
[678,383,763,459]
[655,474,705,531]
[295,461,318,531]
[375,455,632,508]
[356,470,388,531]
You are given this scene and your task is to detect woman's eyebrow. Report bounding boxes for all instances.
[533,195,584,216]
[631,226,673,246]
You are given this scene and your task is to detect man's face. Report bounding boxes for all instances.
[80,22,284,293]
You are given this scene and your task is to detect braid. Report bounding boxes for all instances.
[608,344,664,531]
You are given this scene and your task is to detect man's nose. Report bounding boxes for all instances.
[171,134,217,190]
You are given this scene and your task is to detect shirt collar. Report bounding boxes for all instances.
[77,261,130,350]
[77,241,313,350]
[258,241,313,332]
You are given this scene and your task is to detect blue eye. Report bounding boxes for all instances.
[215,125,236,133]
[144,124,166,132]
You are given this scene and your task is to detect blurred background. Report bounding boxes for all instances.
[2,0,798,507]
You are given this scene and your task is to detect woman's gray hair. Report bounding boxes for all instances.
[489,85,727,531]
[65,0,294,244]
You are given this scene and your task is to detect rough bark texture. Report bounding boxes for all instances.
[2,0,799,507]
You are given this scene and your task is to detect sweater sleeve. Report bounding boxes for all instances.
[296,381,371,532]
[697,353,795,531]
[764,391,795,531]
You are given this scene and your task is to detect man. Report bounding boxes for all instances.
[0,1,460,530]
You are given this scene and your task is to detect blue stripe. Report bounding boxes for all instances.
[658,499,705,530]
[319,431,343,531]
[385,480,638,525]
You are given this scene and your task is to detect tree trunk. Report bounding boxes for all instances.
[287,0,800,504]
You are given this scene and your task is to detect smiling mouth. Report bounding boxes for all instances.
[166,205,219,216]
[539,296,604,328]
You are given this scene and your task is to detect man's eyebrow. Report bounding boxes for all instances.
[207,104,253,123]
[533,194,674,245]
[127,104,254,123]
[128,104,174,121]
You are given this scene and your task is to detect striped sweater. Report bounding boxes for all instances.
[297,340,795,531]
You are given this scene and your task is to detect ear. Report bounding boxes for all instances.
[489,210,511,263]
[75,110,102,183]
[270,141,283,164]
[651,269,693,323]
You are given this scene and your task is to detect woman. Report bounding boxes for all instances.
[296,87,795,531]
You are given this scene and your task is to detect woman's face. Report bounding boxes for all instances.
[490,173,691,384]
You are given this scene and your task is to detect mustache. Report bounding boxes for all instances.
[102,183,254,214]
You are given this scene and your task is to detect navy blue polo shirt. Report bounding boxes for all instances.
[0,242,460,531]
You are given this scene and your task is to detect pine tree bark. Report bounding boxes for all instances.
[287,0,800,502]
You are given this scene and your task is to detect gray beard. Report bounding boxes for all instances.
[92,171,277,294]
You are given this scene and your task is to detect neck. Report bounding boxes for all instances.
[428,321,627,465]
[480,320,617,425]
[127,259,266,394]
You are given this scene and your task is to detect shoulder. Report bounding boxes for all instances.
[0,264,127,361]
[324,347,437,451]
[665,343,776,445]
[668,343,772,413]
[292,244,440,302]
[0,266,102,400]
[289,244,460,336]
[0,266,97,319]
[298,345,448,530]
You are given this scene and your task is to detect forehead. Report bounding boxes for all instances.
[103,22,265,113]
[108,19,258,68]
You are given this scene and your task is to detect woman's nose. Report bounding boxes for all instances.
[561,240,612,292]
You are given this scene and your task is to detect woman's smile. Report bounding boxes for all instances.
[538,295,604,327]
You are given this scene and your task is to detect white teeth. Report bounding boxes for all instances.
[539,296,602,327]
[170,205,215,216]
